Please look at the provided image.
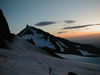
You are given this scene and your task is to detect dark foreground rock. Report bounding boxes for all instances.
[0,9,12,48]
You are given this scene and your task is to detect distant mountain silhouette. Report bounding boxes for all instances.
[67,33,100,48]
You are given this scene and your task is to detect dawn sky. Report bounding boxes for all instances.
[0,0,100,39]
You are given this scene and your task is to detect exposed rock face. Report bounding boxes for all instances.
[0,9,11,48]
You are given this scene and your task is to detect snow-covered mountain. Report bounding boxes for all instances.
[18,25,100,57]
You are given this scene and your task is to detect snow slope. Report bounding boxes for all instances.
[0,36,100,75]
[79,49,95,56]
[56,53,100,64]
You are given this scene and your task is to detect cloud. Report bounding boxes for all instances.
[64,20,76,24]
[35,21,56,26]
[57,31,68,34]
[35,20,76,26]
[96,24,100,25]
[63,24,93,30]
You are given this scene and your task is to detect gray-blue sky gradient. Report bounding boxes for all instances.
[0,0,100,35]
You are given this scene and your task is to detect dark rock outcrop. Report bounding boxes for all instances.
[0,9,11,48]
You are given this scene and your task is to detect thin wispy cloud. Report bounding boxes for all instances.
[35,21,56,26]
[57,31,68,34]
[35,20,100,28]
[64,20,76,24]
[35,20,76,26]
[63,24,94,30]
[96,24,100,25]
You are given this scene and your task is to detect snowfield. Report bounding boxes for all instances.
[55,53,100,64]
[0,36,100,75]
[22,30,56,49]
[78,49,96,56]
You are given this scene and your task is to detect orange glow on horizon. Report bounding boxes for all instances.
[55,32,100,38]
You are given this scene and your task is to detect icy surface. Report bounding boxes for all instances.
[56,42,64,52]
[58,40,69,48]
[0,36,100,75]
[56,53,100,65]
[79,49,95,56]
[22,30,55,49]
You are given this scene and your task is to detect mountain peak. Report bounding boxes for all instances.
[26,24,29,28]
[18,25,100,57]
[26,24,32,28]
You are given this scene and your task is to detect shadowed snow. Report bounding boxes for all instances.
[0,36,100,75]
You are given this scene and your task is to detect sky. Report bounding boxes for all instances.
[0,0,100,43]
